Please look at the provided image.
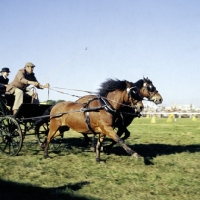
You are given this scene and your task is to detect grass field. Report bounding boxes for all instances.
[0,117,200,200]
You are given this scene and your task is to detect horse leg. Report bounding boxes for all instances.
[90,134,96,152]
[96,133,105,162]
[82,133,91,147]
[44,125,60,159]
[117,137,140,157]
[103,127,126,152]
[120,127,130,141]
[82,134,96,152]
[44,135,51,159]
[103,119,133,152]
[103,127,140,158]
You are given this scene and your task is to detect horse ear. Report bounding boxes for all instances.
[143,77,147,83]
[126,81,131,88]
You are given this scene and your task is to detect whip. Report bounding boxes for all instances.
[41,47,87,82]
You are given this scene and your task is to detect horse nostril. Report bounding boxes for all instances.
[140,106,144,111]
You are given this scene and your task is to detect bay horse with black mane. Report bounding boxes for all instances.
[102,77,163,150]
[44,79,144,161]
[77,77,163,152]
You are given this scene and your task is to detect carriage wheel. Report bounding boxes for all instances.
[49,133,64,150]
[35,122,49,147]
[0,116,23,156]
[35,122,63,150]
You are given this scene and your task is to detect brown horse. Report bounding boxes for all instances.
[77,77,163,151]
[44,79,144,161]
[102,77,163,150]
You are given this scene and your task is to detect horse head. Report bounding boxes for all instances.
[133,77,163,105]
[99,79,144,113]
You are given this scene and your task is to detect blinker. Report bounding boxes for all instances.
[147,85,156,92]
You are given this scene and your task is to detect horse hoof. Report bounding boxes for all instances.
[39,143,45,149]
[131,153,141,158]
[44,155,51,159]
[90,147,96,152]
[101,146,110,154]
[96,158,106,163]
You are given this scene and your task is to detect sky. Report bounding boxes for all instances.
[1,0,200,107]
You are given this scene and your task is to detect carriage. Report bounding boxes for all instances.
[0,94,54,156]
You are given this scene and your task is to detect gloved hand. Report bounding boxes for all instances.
[44,83,50,88]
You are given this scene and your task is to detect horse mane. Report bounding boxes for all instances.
[132,77,153,88]
[98,79,127,97]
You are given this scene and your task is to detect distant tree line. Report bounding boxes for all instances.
[41,100,65,105]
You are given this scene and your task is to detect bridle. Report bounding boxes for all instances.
[142,83,158,100]
[126,87,143,109]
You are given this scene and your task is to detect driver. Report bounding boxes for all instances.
[6,62,49,115]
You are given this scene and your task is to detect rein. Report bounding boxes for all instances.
[18,105,106,122]
[48,86,141,109]
[18,91,141,137]
[51,87,95,94]
[48,87,83,98]
[22,84,142,124]
[18,98,141,123]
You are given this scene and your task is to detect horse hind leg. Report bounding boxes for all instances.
[82,133,90,147]
[82,134,96,152]
[44,125,61,159]
[89,134,96,152]
[44,135,51,159]
[96,133,106,162]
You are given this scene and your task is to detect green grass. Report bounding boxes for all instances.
[0,118,200,199]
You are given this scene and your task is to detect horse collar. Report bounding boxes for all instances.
[98,97,118,115]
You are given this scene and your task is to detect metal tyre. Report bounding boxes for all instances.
[50,133,64,150]
[35,122,64,150]
[35,122,49,148]
[0,116,23,156]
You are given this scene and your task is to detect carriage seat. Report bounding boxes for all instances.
[0,93,14,115]
[0,92,32,113]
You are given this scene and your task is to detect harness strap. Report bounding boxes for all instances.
[113,112,124,127]
[83,98,99,134]
[85,111,97,135]
[83,96,123,134]
[98,97,117,115]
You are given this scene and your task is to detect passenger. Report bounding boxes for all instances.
[6,62,49,115]
[0,67,10,94]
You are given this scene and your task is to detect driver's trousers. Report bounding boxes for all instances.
[12,88,39,110]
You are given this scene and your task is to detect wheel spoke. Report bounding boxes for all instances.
[35,122,63,150]
[2,139,9,152]
[0,116,22,156]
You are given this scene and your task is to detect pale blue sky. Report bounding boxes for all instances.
[1,0,200,107]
